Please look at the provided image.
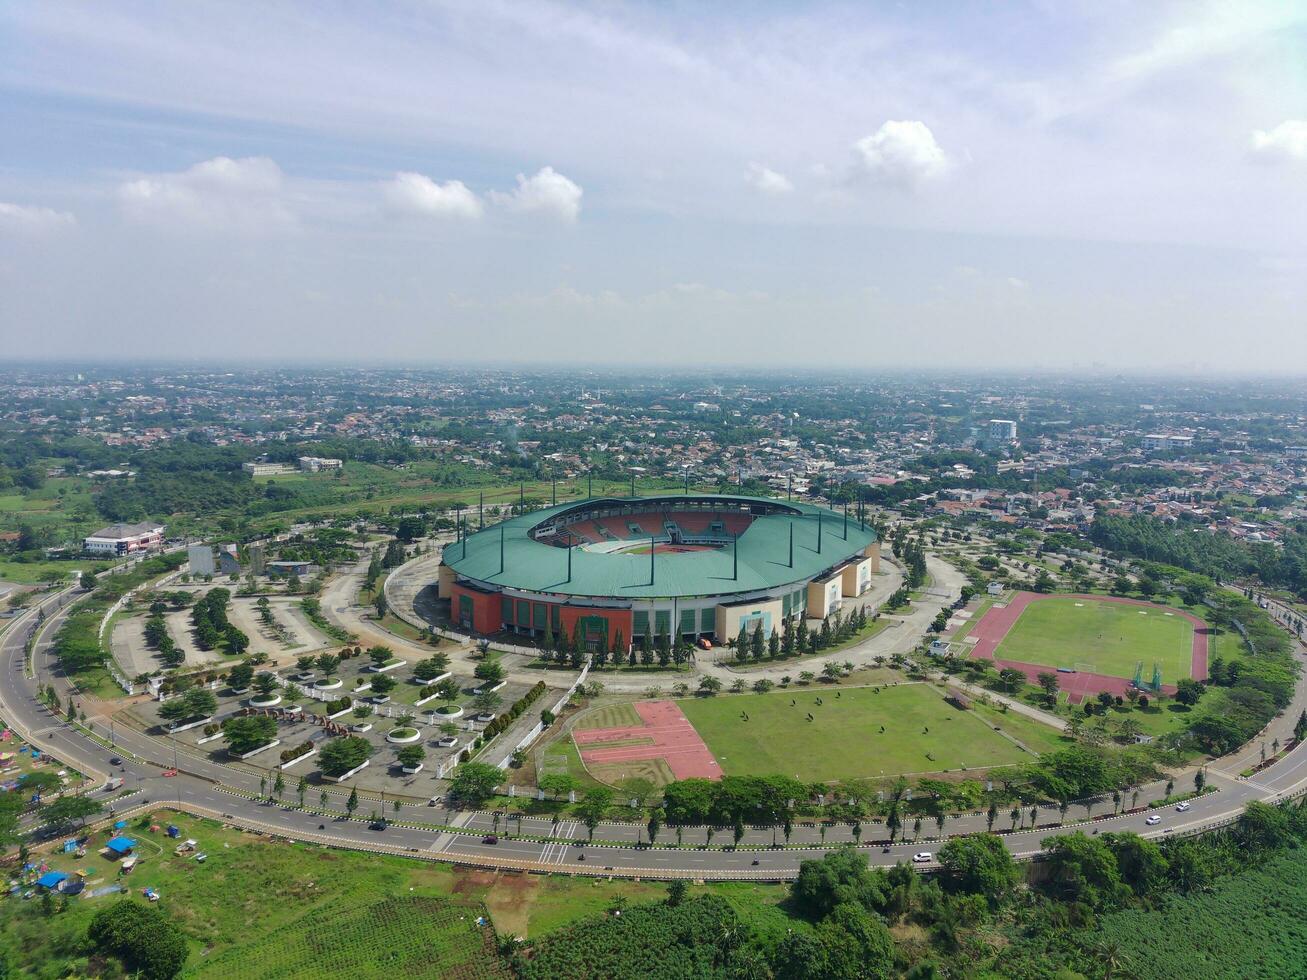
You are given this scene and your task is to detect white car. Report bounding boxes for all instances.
[912,852,933,863]
[1175,802,1191,812]
[1145,815,1162,825]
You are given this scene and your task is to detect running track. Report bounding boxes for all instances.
[967,592,1209,703]
[573,700,721,780]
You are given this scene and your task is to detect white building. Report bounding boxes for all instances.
[84,522,165,557]
[298,456,344,472]
[1142,434,1194,452]
[242,461,291,476]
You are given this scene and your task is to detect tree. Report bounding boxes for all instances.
[448,762,503,806]
[346,786,359,817]
[40,795,103,833]
[1036,672,1060,703]
[221,715,277,755]
[791,848,886,919]
[315,652,340,677]
[698,676,723,695]
[367,645,394,669]
[577,787,613,841]
[937,833,1021,905]
[273,771,285,801]
[474,658,505,685]
[318,736,373,777]
[158,687,216,724]
[88,900,189,980]
[538,773,575,798]
[413,654,450,681]
[1101,832,1168,896]
[1175,678,1205,706]
[1039,831,1123,908]
[227,661,255,691]
[397,744,426,769]
[998,668,1025,692]
[369,674,396,696]
[647,808,662,845]
[471,691,502,715]
[252,672,280,697]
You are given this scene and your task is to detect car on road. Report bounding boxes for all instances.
[368,820,387,831]
[482,835,498,845]
[912,852,932,863]
[109,756,123,766]
[1145,815,1162,825]
[1175,802,1191,812]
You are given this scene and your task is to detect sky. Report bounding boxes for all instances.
[1,0,1305,372]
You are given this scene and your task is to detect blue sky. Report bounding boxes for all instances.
[1,1,1304,370]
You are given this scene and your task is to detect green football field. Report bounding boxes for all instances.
[995,597,1195,682]
[675,683,1060,782]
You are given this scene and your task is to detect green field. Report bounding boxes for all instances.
[0,809,790,976]
[676,683,1057,781]
[996,597,1196,682]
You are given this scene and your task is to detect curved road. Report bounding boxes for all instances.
[5,584,1307,880]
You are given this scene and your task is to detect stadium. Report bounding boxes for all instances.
[438,494,880,653]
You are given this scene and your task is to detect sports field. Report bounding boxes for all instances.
[675,683,1046,782]
[993,595,1196,682]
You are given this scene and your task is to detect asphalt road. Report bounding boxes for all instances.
[5,585,1307,879]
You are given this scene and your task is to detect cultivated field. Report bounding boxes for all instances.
[995,596,1196,682]
[675,683,1053,782]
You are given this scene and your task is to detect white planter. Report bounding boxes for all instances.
[197,732,224,745]
[412,672,450,686]
[351,722,373,733]
[327,759,370,783]
[401,763,424,775]
[327,706,353,720]
[371,660,404,673]
[353,682,373,693]
[473,680,507,695]
[314,679,342,691]
[432,704,464,720]
[235,739,281,760]
[249,694,282,708]
[166,715,214,734]
[386,728,423,744]
[414,692,441,707]
[279,747,317,770]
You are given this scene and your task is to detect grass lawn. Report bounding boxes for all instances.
[677,682,1051,782]
[0,809,787,975]
[996,596,1195,682]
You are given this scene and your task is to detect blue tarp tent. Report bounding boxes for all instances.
[36,871,68,889]
[105,836,136,855]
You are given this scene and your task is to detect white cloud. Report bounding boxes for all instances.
[489,166,583,222]
[851,120,950,189]
[382,172,482,219]
[744,163,793,195]
[0,201,76,233]
[1250,120,1307,162]
[118,156,293,230]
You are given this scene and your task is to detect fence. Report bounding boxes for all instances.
[486,658,592,771]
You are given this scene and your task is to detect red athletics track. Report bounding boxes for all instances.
[573,700,721,780]
[967,592,1209,703]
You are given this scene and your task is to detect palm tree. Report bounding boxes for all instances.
[1093,939,1134,980]
[346,786,359,817]
[319,790,329,811]
[297,776,306,808]
[273,771,285,802]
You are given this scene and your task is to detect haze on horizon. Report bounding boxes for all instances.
[1,1,1305,373]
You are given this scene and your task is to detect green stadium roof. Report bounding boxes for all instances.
[443,494,877,600]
